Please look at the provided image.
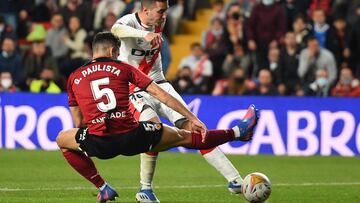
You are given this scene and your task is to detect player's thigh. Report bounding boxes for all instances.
[130,91,159,122]
[56,128,81,150]
[151,125,192,152]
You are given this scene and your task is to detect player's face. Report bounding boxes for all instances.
[146,2,168,26]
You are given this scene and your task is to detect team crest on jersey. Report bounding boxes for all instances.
[137,38,144,45]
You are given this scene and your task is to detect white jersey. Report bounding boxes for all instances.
[115,13,165,82]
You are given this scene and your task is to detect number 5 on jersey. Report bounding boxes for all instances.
[90,77,117,112]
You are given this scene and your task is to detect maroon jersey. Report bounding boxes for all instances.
[67,57,152,136]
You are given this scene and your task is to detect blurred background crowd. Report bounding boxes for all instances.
[0,0,360,97]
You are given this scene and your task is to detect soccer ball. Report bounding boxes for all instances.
[241,172,272,203]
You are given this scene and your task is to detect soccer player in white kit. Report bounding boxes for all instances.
[111,0,243,202]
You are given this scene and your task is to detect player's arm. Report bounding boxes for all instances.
[70,106,85,128]
[111,23,162,46]
[146,82,207,136]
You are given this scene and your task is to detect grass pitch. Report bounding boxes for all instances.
[0,149,360,203]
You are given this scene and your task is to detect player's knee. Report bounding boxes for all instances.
[56,130,66,148]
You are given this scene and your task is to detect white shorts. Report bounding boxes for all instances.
[130,82,187,126]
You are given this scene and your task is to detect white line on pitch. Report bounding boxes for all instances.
[1,182,360,192]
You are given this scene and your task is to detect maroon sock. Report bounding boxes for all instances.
[62,150,105,188]
[190,129,235,149]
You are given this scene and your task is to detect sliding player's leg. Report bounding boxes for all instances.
[56,128,118,203]
[151,104,259,152]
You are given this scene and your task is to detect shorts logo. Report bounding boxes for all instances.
[79,128,88,141]
[143,123,161,131]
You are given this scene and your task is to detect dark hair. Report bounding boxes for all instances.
[92,32,120,52]
[307,36,318,43]
[190,42,201,49]
[141,0,168,8]
[294,14,307,23]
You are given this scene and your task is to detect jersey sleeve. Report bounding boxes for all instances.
[67,74,78,106]
[115,14,136,28]
[124,63,153,89]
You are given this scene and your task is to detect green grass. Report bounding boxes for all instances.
[0,150,360,203]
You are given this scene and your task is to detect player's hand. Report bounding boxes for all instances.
[144,33,162,47]
[190,118,207,143]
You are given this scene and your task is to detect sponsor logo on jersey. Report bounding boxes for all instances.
[131,48,159,57]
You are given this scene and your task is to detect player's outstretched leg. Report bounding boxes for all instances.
[151,104,259,152]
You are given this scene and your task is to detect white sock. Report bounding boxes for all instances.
[202,147,242,183]
[140,153,158,190]
[232,126,240,138]
[99,182,107,190]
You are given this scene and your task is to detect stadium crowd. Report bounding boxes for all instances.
[0,0,360,97]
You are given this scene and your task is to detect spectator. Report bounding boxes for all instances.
[98,12,117,33]
[60,0,93,31]
[0,37,23,85]
[279,32,300,95]
[248,69,278,96]
[326,16,348,67]
[201,17,226,80]
[282,0,310,31]
[0,1,17,32]
[301,68,331,97]
[171,66,196,94]
[267,47,281,85]
[31,0,59,22]
[347,4,360,78]
[29,68,62,93]
[61,15,89,77]
[0,15,15,42]
[93,0,125,30]
[292,14,311,49]
[178,43,213,93]
[298,37,337,86]
[210,0,226,21]
[311,9,330,48]
[46,13,68,64]
[223,7,247,53]
[222,43,251,77]
[308,0,331,18]
[224,1,254,18]
[202,18,224,49]
[212,67,251,95]
[331,67,360,97]
[0,71,18,93]
[24,40,59,88]
[16,10,32,39]
[247,0,286,68]
[345,0,360,26]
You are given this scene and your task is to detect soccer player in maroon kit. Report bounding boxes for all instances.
[56,32,259,203]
